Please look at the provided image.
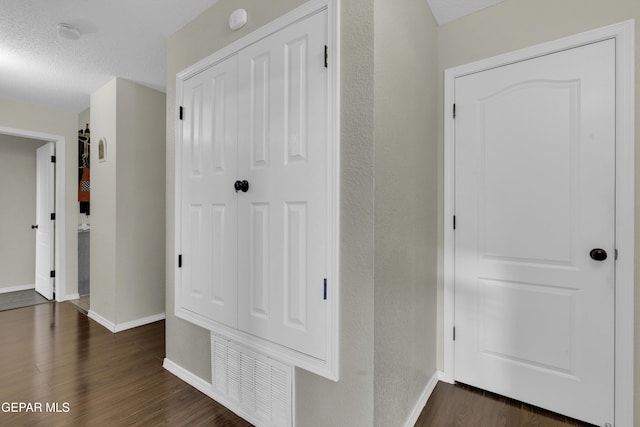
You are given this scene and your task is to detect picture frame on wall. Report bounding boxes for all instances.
[98,138,107,162]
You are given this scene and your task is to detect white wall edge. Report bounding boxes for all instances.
[442,19,635,426]
[88,311,165,333]
[0,284,35,294]
[402,370,440,427]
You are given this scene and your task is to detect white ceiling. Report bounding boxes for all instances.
[0,0,220,113]
[0,0,502,113]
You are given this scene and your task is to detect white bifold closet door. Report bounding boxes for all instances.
[180,56,239,329]
[236,10,328,360]
[180,10,328,360]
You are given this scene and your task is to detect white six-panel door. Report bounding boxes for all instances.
[454,39,615,425]
[179,10,329,361]
[181,56,239,328]
[236,10,328,360]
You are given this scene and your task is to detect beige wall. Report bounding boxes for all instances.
[115,79,166,323]
[435,0,640,422]
[91,78,166,326]
[296,0,376,424]
[373,0,438,425]
[0,98,79,298]
[0,135,47,290]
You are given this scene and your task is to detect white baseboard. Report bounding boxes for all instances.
[0,284,35,294]
[59,293,80,302]
[163,358,213,395]
[88,310,116,331]
[403,370,441,427]
[88,310,165,333]
[114,313,165,332]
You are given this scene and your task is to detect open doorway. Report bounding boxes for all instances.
[72,121,91,314]
[0,126,67,303]
[0,135,53,309]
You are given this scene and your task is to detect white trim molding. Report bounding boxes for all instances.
[403,371,440,427]
[0,284,35,294]
[88,311,166,333]
[443,20,634,426]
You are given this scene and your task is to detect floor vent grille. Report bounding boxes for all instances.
[211,333,293,427]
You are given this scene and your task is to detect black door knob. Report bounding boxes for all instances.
[234,180,249,193]
[590,248,607,261]
[31,225,38,229]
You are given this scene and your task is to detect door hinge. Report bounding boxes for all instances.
[50,213,55,221]
[324,45,328,68]
[323,278,327,300]
[179,106,184,120]
[453,326,456,341]
[51,155,56,163]
[453,103,456,119]
[615,249,618,260]
[453,216,456,230]
[178,254,182,268]
[50,270,55,278]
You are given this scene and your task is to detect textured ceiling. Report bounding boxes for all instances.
[0,0,504,113]
[0,0,219,112]
[426,0,505,25]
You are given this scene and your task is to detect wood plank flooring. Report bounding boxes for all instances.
[0,302,251,426]
[0,301,599,426]
[416,382,596,427]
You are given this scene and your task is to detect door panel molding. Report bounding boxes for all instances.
[443,20,635,426]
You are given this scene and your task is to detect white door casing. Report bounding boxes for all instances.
[443,21,635,426]
[35,142,55,300]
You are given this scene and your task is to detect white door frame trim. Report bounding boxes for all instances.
[0,126,67,302]
[443,20,635,426]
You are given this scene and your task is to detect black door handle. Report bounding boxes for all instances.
[31,225,38,230]
[590,248,607,261]
[234,180,249,193]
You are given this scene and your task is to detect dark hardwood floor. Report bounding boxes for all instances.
[0,302,251,426]
[417,381,596,427]
[0,301,598,426]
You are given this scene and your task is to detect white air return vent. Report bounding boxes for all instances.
[211,333,293,427]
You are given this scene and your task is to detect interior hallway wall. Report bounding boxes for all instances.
[90,78,166,327]
[0,134,47,290]
[0,98,79,298]
[373,0,439,425]
[435,0,640,423]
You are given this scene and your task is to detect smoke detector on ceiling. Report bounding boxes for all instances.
[57,23,81,40]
